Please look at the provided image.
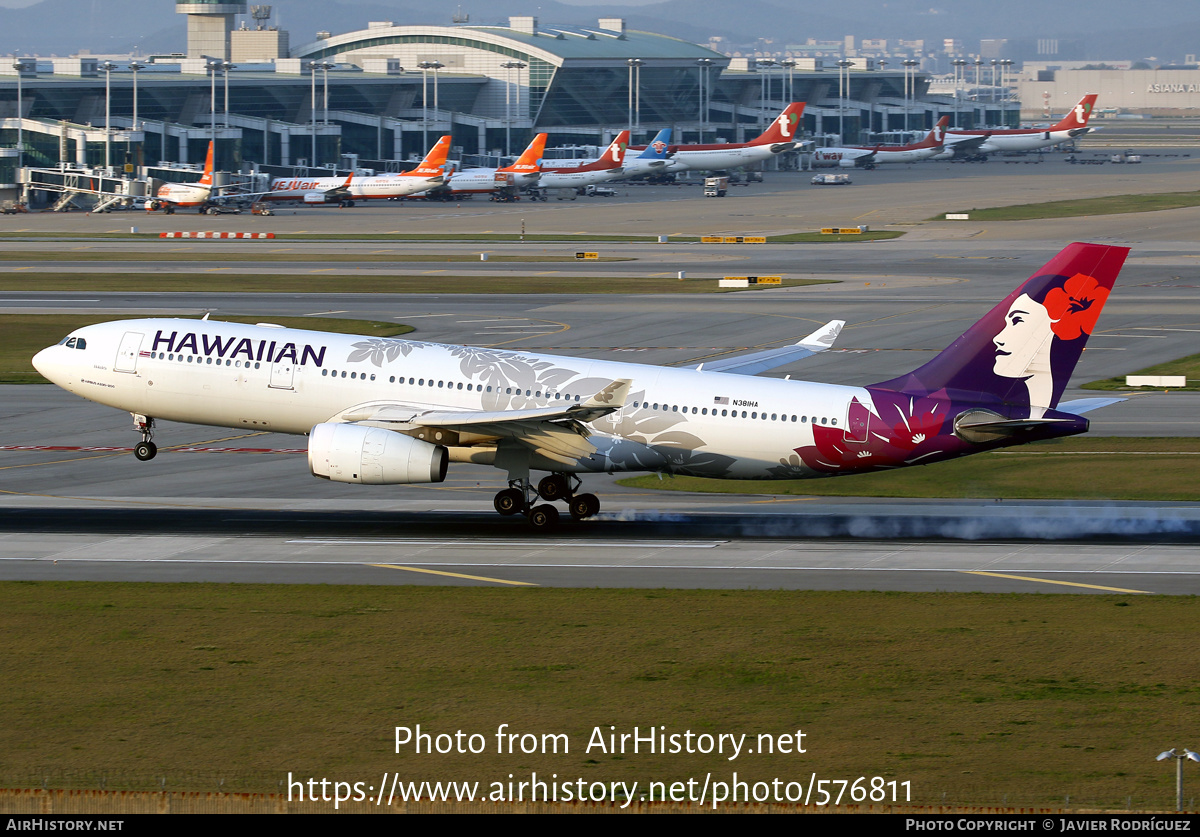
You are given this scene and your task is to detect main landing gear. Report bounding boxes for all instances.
[131,414,157,461]
[492,473,600,530]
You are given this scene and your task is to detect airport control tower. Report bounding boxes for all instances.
[177,1,248,60]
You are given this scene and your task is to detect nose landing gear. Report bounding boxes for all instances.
[492,473,600,529]
[131,414,157,461]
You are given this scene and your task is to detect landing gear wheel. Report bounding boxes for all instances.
[569,493,600,521]
[537,474,569,502]
[134,441,157,461]
[528,504,559,530]
[494,487,526,516]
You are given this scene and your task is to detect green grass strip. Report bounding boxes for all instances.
[0,583,1195,809]
[1083,353,1200,391]
[618,437,1200,501]
[937,191,1200,221]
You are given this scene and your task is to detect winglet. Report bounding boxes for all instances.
[581,378,632,410]
[798,319,845,352]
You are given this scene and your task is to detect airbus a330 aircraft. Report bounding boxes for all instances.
[811,117,948,168]
[628,103,807,171]
[938,94,1099,158]
[33,243,1126,529]
[536,132,628,190]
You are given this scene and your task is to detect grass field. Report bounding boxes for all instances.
[938,191,1200,221]
[0,583,1195,810]
[1084,353,1200,392]
[1,315,412,383]
[618,437,1200,502]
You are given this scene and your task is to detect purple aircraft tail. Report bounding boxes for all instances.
[873,243,1129,411]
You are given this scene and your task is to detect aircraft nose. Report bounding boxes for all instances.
[32,346,61,383]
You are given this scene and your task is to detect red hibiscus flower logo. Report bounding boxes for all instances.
[1043,273,1109,340]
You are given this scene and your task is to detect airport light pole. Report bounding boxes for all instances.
[974,57,983,126]
[501,60,526,157]
[101,60,117,170]
[12,60,29,170]
[952,59,967,127]
[128,61,144,131]
[308,60,318,166]
[312,60,334,126]
[697,57,712,143]
[999,59,1013,126]
[627,58,642,137]
[781,58,795,106]
[1156,749,1200,813]
[222,60,235,128]
[418,61,443,150]
[902,59,919,135]
[207,58,221,163]
[757,58,776,132]
[836,59,852,143]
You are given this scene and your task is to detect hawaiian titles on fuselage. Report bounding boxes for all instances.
[151,330,327,366]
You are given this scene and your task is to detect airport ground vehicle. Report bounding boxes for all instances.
[704,176,729,197]
[811,173,852,185]
[584,185,617,197]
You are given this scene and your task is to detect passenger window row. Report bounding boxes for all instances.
[630,400,836,426]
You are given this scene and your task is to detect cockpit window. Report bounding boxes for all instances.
[62,336,86,350]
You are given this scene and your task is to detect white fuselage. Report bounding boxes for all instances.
[33,319,862,481]
[662,143,797,172]
[153,182,211,207]
[811,145,938,167]
[443,168,540,194]
[266,174,440,202]
[537,166,623,189]
[944,127,1090,156]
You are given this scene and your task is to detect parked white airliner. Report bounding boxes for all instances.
[32,243,1127,528]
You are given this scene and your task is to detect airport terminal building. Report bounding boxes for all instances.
[0,2,1015,190]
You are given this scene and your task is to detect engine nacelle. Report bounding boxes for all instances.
[838,158,859,168]
[308,423,448,485]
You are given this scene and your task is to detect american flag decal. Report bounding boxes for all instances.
[713,396,729,405]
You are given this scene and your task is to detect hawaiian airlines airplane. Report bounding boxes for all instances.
[32,243,1126,529]
[263,135,451,206]
[940,94,1099,157]
[628,103,806,172]
[811,117,948,168]
[148,142,218,212]
[537,132,628,190]
[434,133,547,199]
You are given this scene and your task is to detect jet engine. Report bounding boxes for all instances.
[308,423,448,484]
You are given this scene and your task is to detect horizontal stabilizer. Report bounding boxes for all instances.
[1056,397,1126,415]
[699,320,844,376]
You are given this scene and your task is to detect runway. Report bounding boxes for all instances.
[4,155,1199,593]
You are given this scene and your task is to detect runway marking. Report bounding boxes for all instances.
[963,571,1151,594]
[370,564,536,586]
[291,539,724,549]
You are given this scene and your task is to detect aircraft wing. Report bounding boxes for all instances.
[944,134,991,154]
[335,379,633,466]
[696,320,844,376]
